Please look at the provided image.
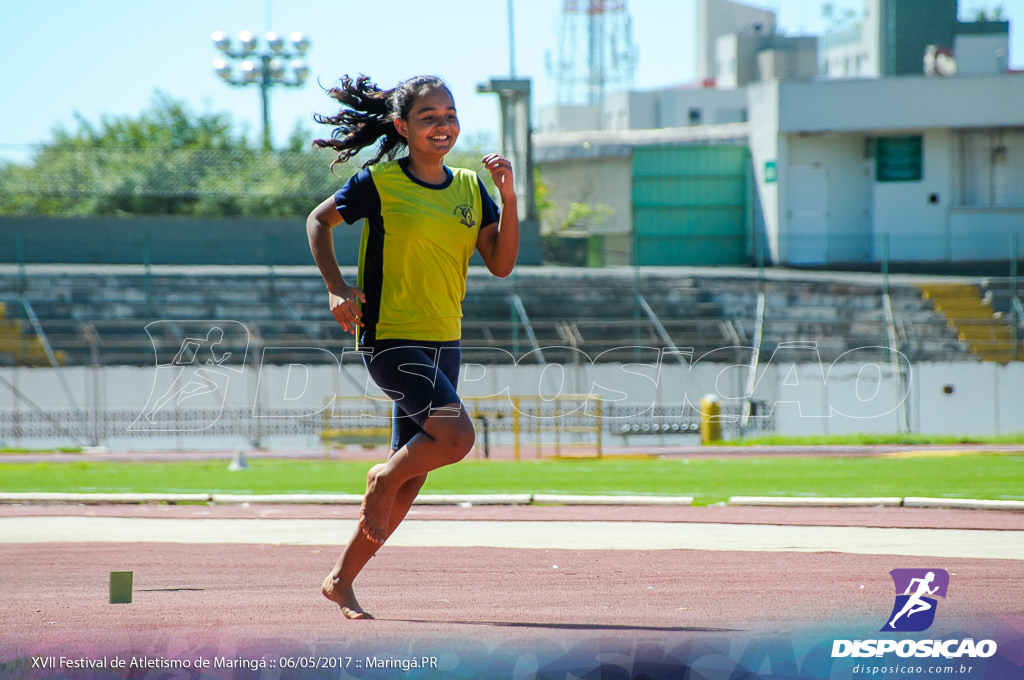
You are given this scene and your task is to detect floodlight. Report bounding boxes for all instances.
[238,30,257,53]
[265,31,284,52]
[291,59,310,82]
[290,32,310,53]
[210,26,313,150]
[211,31,231,52]
[212,58,232,80]
[267,58,285,80]
[240,59,261,83]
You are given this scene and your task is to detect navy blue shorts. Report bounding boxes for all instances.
[362,339,462,451]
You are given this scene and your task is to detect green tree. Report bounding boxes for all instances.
[0,91,339,217]
[970,5,1005,21]
[50,91,243,150]
[0,92,495,218]
[821,2,860,30]
[541,201,613,266]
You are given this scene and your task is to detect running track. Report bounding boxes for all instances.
[1,500,1023,678]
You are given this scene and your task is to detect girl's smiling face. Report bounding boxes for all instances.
[393,87,460,159]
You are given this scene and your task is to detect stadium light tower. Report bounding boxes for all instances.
[211,30,311,150]
[477,0,535,223]
[551,0,637,105]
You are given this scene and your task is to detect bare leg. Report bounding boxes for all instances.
[322,473,425,619]
[359,405,474,544]
[323,405,474,618]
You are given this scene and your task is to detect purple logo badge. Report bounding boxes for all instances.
[881,568,950,632]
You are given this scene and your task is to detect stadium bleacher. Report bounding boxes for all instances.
[0,264,1007,368]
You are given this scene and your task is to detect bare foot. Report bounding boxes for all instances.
[360,463,393,544]
[322,575,374,620]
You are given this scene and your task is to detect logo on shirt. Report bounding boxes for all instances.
[453,204,476,228]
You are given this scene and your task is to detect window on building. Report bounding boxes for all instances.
[688,108,702,125]
[876,135,923,182]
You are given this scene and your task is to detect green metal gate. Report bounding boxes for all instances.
[632,145,750,266]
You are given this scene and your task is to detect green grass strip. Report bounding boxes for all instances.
[1,453,1021,506]
[718,433,1024,446]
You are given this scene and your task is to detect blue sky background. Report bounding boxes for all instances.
[1,0,1020,161]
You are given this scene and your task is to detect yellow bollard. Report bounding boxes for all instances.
[699,394,722,445]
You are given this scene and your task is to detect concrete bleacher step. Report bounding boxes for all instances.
[954,321,1013,342]
[0,301,58,366]
[0,266,1005,367]
[984,285,1023,323]
[703,275,963,362]
[918,282,1017,363]
[973,344,1024,363]
[919,282,979,299]
[934,302,1000,320]
[760,304,885,322]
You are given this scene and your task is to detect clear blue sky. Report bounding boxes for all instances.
[1,0,1021,162]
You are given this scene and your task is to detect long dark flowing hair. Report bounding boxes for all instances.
[312,74,452,169]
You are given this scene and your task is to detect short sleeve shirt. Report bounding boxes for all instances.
[334,157,500,348]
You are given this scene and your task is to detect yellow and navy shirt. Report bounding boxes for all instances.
[334,157,500,349]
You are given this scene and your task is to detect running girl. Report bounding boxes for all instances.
[306,74,519,619]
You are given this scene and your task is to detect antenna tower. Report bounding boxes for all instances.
[551,0,638,105]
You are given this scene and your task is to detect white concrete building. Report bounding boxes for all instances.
[954,25,1011,75]
[539,0,781,135]
[537,87,749,135]
[537,71,1024,268]
[819,0,1010,79]
[716,33,818,89]
[534,0,1022,269]
[535,125,750,265]
[747,73,1024,266]
[696,0,777,84]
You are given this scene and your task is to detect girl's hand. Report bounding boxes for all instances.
[329,285,366,334]
[482,153,516,203]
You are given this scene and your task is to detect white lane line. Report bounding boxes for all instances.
[1,516,1022,560]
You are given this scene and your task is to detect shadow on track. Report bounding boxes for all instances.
[387,619,742,633]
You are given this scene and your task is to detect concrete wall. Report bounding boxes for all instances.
[539,89,747,133]
[2,216,319,266]
[950,208,1024,260]
[537,105,602,134]
[658,87,748,127]
[821,0,883,79]
[956,128,1024,208]
[822,25,871,78]
[756,41,818,81]
[697,0,777,82]
[784,132,872,264]
[0,215,544,267]
[871,129,953,262]
[717,34,818,88]
[537,156,633,239]
[602,92,658,131]
[746,80,782,263]
[715,33,756,89]
[748,74,1024,266]
[955,33,1010,74]
[776,74,1024,133]
[3,358,1021,448]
